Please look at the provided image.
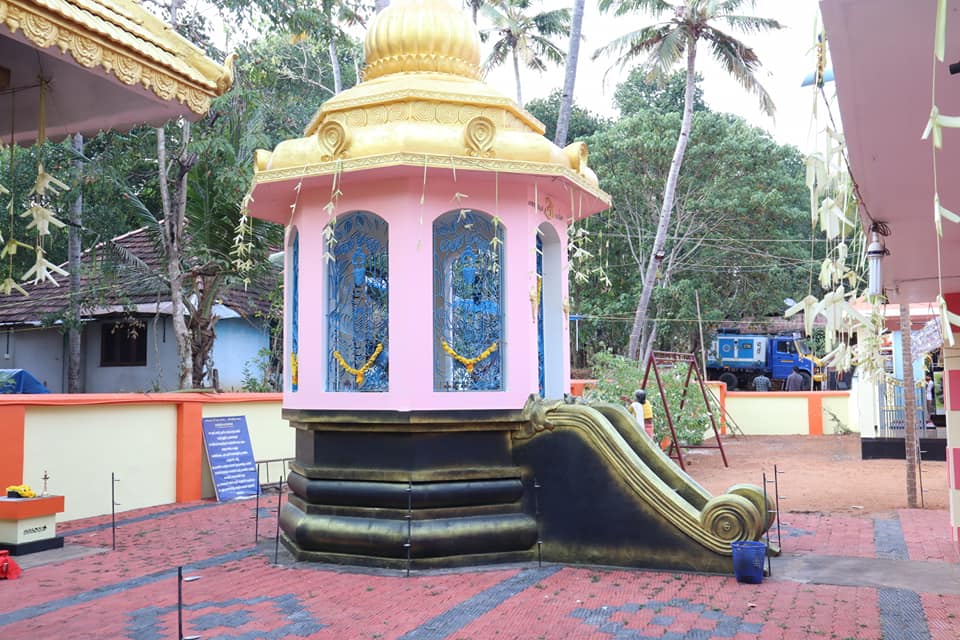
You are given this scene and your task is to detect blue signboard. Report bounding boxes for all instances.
[201,416,259,501]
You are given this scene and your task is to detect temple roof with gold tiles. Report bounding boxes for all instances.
[1,0,233,144]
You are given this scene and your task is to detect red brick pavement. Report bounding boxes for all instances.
[774,512,877,558]
[454,568,884,640]
[923,592,960,640]
[900,509,960,563]
[1,498,958,640]
[1,555,515,639]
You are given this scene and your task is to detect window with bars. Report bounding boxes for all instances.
[100,321,146,367]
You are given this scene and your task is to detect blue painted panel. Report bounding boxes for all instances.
[326,212,389,392]
[537,233,544,397]
[433,209,503,391]
[291,230,299,391]
[715,335,765,369]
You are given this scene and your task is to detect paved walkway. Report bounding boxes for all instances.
[2,497,958,639]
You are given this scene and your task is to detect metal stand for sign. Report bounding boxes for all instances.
[641,351,727,471]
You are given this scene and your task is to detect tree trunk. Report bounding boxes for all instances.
[157,123,194,389]
[156,0,193,389]
[627,39,697,360]
[328,33,343,93]
[554,0,584,147]
[67,133,83,393]
[639,323,658,378]
[187,273,222,388]
[900,303,920,508]
[512,48,523,106]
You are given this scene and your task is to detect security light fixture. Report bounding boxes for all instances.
[866,230,887,297]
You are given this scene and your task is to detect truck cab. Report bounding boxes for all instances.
[770,335,809,381]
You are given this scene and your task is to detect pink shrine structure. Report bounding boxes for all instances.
[247,0,773,571]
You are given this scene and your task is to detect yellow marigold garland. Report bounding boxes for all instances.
[6,484,36,498]
[441,340,498,374]
[333,343,383,386]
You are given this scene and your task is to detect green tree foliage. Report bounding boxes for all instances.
[570,107,813,366]
[0,28,345,388]
[480,0,571,105]
[594,0,782,361]
[524,89,607,145]
[217,0,364,41]
[586,350,716,445]
[213,0,366,95]
[614,68,706,116]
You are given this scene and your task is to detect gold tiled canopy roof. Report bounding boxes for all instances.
[1,0,233,143]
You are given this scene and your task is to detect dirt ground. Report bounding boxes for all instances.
[680,434,949,518]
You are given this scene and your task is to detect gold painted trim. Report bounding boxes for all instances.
[252,152,611,205]
[526,402,766,555]
[1,0,231,114]
[308,87,544,136]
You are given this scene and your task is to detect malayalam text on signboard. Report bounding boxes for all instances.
[201,416,259,501]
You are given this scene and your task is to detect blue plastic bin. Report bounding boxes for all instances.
[731,541,766,584]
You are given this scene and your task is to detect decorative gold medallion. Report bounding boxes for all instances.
[464,116,495,157]
[317,121,351,161]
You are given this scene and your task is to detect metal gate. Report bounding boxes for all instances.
[877,380,926,438]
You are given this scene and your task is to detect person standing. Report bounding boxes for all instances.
[785,367,805,392]
[925,373,936,424]
[753,374,771,392]
[630,389,654,439]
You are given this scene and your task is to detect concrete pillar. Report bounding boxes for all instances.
[943,339,960,545]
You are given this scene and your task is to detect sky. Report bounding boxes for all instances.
[202,0,826,151]
[484,0,824,152]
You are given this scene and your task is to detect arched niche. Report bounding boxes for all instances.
[433,209,504,391]
[325,212,389,392]
[537,222,564,398]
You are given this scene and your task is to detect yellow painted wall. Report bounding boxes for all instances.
[822,395,854,434]
[23,404,178,522]
[200,402,293,499]
[18,391,855,526]
[725,394,811,435]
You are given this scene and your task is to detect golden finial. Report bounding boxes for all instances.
[363,0,481,81]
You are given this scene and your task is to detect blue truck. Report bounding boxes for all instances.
[705,330,820,391]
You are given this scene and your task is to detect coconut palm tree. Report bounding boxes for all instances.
[593,0,781,361]
[480,0,571,106]
[465,0,484,23]
[554,0,585,146]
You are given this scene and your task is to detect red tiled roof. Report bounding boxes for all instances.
[0,227,278,325]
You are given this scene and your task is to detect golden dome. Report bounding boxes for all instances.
[251,0,606,205]
[364,0,482,81]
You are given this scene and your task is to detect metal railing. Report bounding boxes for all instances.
[256,457,293,492]
[876,380,935,438]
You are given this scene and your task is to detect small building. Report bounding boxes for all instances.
[0,227,278,392]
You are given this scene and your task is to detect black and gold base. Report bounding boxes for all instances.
[280,401,773,573]
[279,408,538,569]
